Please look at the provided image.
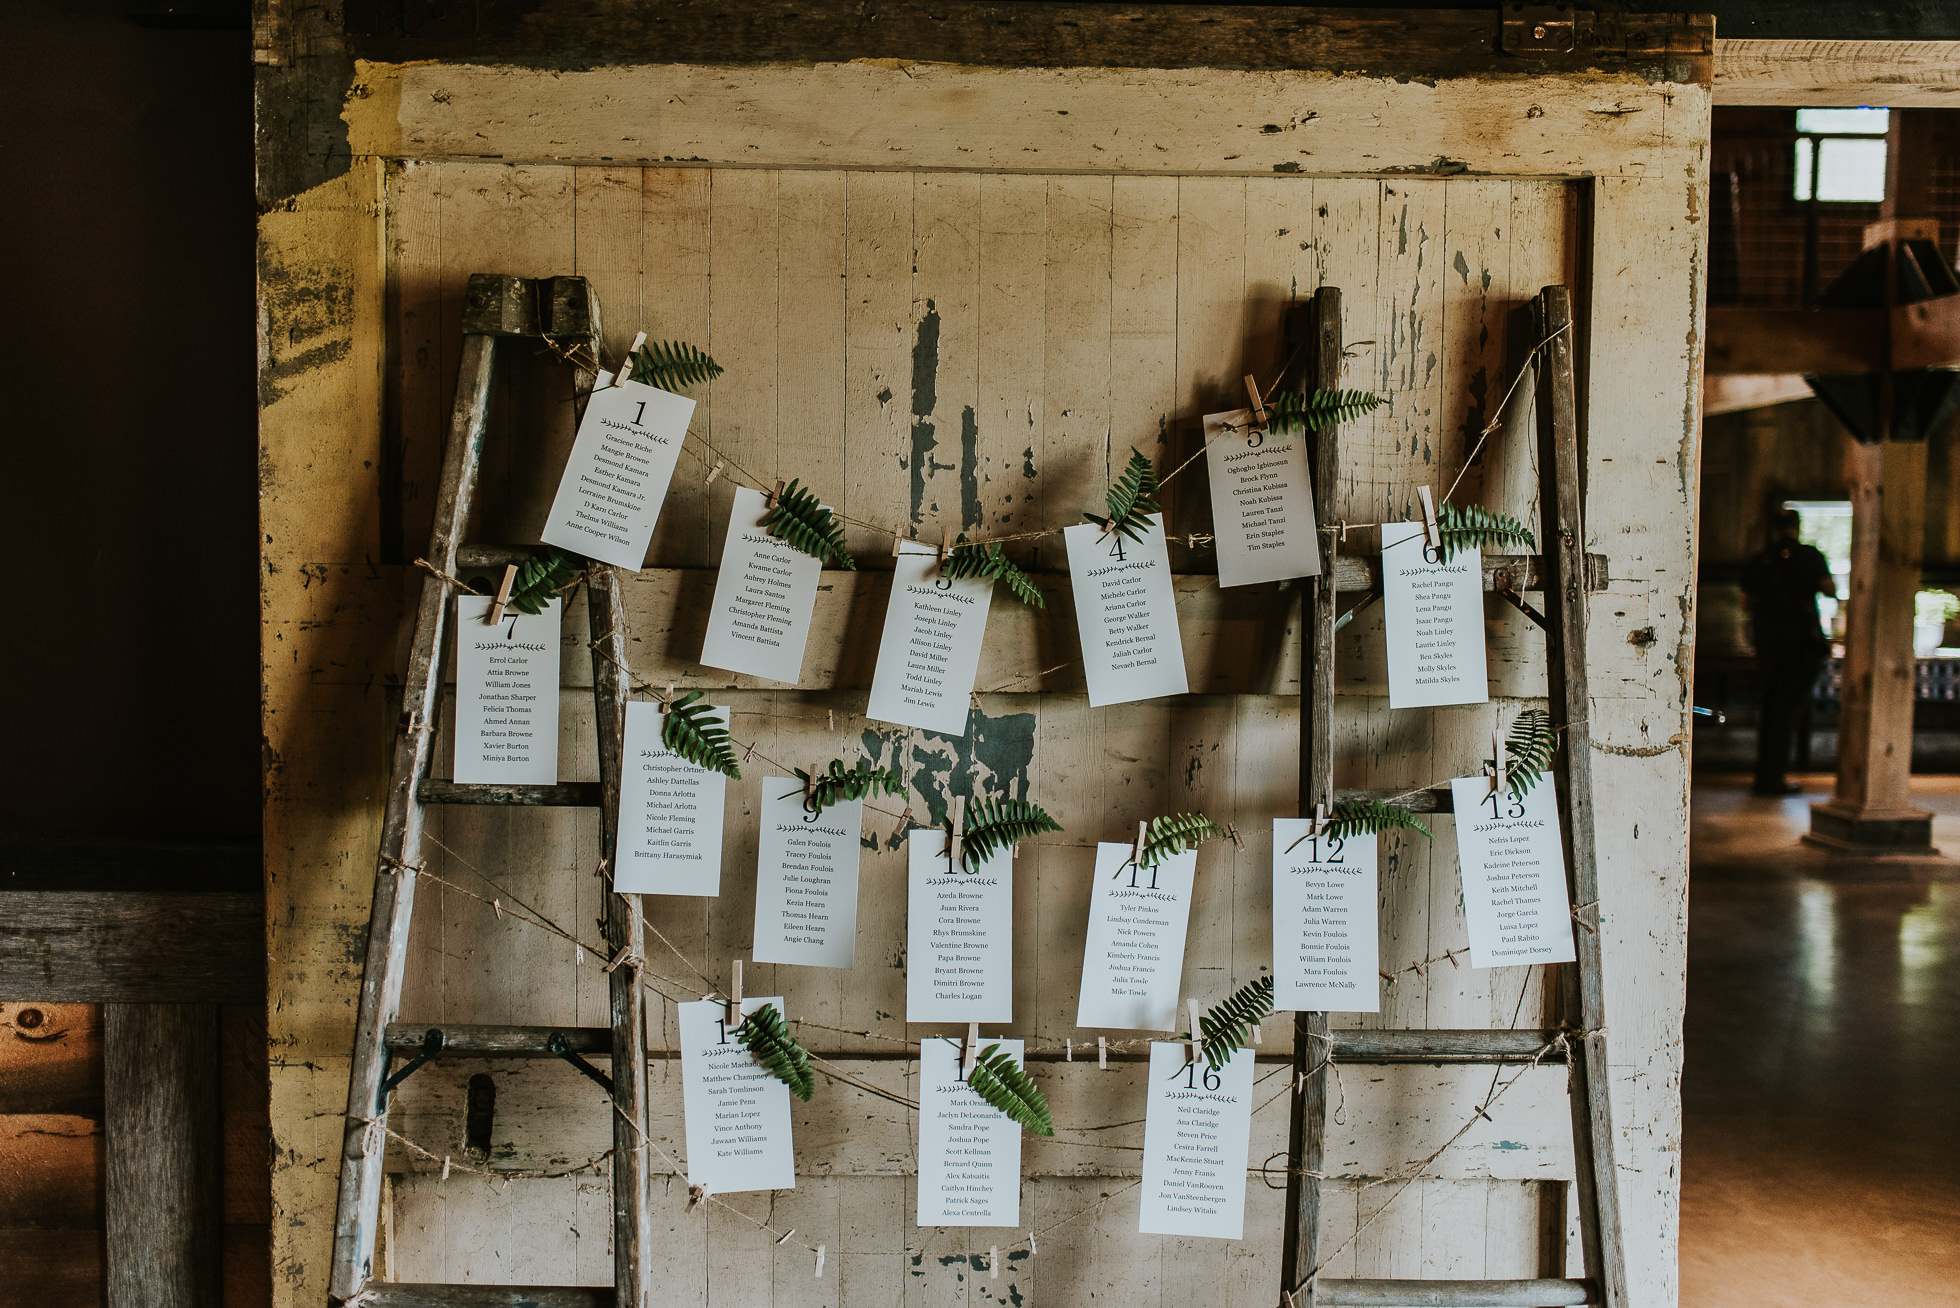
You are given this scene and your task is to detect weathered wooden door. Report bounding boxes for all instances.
[257,10,1710,1305]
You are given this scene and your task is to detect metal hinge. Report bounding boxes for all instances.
[1500,2,1578,56]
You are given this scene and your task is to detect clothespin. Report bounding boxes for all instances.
[665,683,676,708]
[1187,998,1203,1066]
[963,1022,981,1079]
[704,458,725,487]
[1227,823,1245,851]
[989,1247,999,1279]
[725,960,744,1028]
[939,524,952,562]
[1131,820,1148,869]
[767,479,785,510]
[1098,1037,1108,1069]
[949,796,966,868]
[441,1155,451,1181]
[742,740,758,765]
[488,563,519,623]
[806,764,821,804]
[1066,1038,1073,1063]
[814,1245,826,1278]
[686,1183,711,1213]
[1491,724,1507,795]
[1416,485,1441,550]
[827,709,835,730]
[1243,374,1268,429]
[893,804,914,842]
[618,330,648,385]
[1028,1231,1037,1256]
[1251,1021,1263,1044]
[1309,803,1328,836]
[775,1228,797,1245]
[892,524,907,558]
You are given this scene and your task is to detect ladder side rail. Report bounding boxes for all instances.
[1535,284,1628,1306]
[330,331,500,1303]
[1281,286,1342,1305]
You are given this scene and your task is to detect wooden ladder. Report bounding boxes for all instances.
[328,274,649,1308]
[1278,285,1628,1308]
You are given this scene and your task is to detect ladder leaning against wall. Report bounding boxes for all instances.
[329,273,651,1308]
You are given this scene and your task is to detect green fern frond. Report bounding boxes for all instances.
[793,759,905,816]
[1322,799,1433,843]
[1199,976,1274,1071]
[626,339,723,392]
[661,691,741,779]
[964,1042,1054,1137]
[1265,388,1385,434]
[1138,812,1229,868]
[1435,503,1536,566]
[504,547,582,616]
[941,540,1045,608]
[1082,448,1161,543]
[958,797,1063,871]
[735,1002,814,1101]
[761,479,857,570]
[1485,707,1560,799]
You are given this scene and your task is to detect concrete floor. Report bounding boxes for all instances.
[1682,775,1960,1305]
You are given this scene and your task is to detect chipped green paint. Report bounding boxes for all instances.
[859,709,1039,850]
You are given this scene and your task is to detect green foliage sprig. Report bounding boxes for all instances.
[793,760,904,816]
[957,797,1063,871]
[1486,708,1559,799]
[1322,799,1433,843]
[963,1042,1054,1137]
[504,548,581,616]
[1083,448,1161,543]
[661,691,741,779]
[762,480,858,570]
[1198,976,1274,1071]
[1265,388,1385,433]
[940,540,1045,608]
[735,1003,814,1101]
[1435,503,1536,566]
[625,340,723,392]
[1137,812,1229,868]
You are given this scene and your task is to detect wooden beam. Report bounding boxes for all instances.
[106,1003,221,1308]
[1706,303,1960,375]
[1317,1279,1594,1307]
[0,892,261,1004]
[1714,39,1960,106]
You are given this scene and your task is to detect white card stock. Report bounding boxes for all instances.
[540,377,695,569]
[1381,522,1488,709]
[453,596,560,785]
[678,997,797,1193]
[700,485,823,684]
[866,541,994,736]
[1203,407,1322,588]
[916,1036,1025,1228]
[614,700,729,896]
[1271,818,1380,1013]
[1138,1042,1253,1239]
[1063,514,1188,708]
[906,830,1013,1023]
[751,776,863,968]
[1450,776,1577,969]
[1076,842,1198,1031]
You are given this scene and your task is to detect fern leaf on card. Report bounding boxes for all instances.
[661,691,741,779]
[761,479,857,570]
[1199,976,1274,1070]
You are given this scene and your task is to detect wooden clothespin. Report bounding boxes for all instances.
[767,479,785,510]
[989,1247,999,1279]
[1309,802,1329,836]
[1243,374,1268,429]
[892,524,907,558]
[1028,1231,1037,1256]
[1131,820,1148,869]
[1416,485,1442,550]
[948,796,966,868]
[775,1228,797,1245]
[725,960,744,1028]
[614,330,648,387]
[962,1021,981,1079]
[1066,1038,1073,1063]
[1491,724,1507,795]
[487,563,519,623]
[806,763,821,804]
[1227,822,1245,851]
[665,683,676,707]
[1186,998,1203,1066]
[704,458,725,487]
[939,524,952,562]
[1097,1036,1108,1069]
[814,1245,826,1278]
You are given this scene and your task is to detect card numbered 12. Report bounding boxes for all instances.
[1271,817,1380,1014]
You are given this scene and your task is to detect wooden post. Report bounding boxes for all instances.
[1280,286,1340,1305]
[106,1003,221,1307]
[1536,286,1629,1307]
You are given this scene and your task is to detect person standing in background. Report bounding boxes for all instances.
[1740,507,1838,796]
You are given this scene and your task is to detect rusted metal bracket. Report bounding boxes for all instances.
[1494,572,1550,631]
[548,1029,617,1097]
[1332,589,1381,634]
[1500,2,1578,56]
[377,1027,445,1110]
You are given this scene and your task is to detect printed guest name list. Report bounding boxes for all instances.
[700,485,823,685]
[917,1036,1024,1228]
[752,776,862,969]
[1272,817,1379,1013]
[1138,1042,1254,1240]
[540,377,695,570]
[1381,521,1489,709]
[866,541,994,736]
[1202,406,1322,587]
[1063,513,1189,708]
[453,595,560,785]
[1449,776,1577,969]
[678,996,797,1194]
[907,830,1013,1023]
[615,699,729,896]
[1077,843,1197,1032]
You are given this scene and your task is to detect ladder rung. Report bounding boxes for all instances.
[1334,785,1455,813]
[1329,1030,1568,1064]
[455,544,551,569]
[418,780,603,807]
[358,1287,612,1308]
[1318,1279,1594,1307]
[386,1023,610,1056]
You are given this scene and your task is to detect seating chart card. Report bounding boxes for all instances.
[751,776,862,968]
[916,1036,1025,1228]
[1450,777,1577,969]
[678,996,797,1194]
[866,541,994,736]
[1138,1042,1254,1240]
[1076,842,1198,1031]
[1381,522,1489,709]
[453,595,560,785]
[699,485,823,684]
[540,378,695,569]
[1063,514,1189,707]
[1202,407,1322,588]
[1271,818,1380,1013]
[906,830,1013,1023]
[615,699,729,896]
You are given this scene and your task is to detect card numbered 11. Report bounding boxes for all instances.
[1449,776,1577,969]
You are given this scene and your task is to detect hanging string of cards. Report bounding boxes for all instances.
[441,328,1577,1240]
